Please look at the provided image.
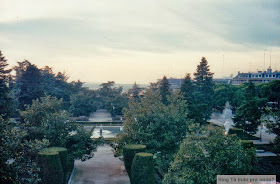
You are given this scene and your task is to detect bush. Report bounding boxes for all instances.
[37,149,64,184]
[131,152,155,184]
[123,144,146,177]
[41,147,68,183]
[240,140,254,149]
[229,128,259,140]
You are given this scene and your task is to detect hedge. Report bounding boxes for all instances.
[123,144,146,177]
[240,140,254,149]
[37,150,64,184]
[131,152,155,184]
[228,128,259,140]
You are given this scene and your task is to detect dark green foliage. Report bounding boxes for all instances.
[127,82,142,100]
[131,152,155,184]
[120,90,189,174]
[0,51,13,119]
[159,76,170,105]
[41,147,68,174]
[260,80,280,109]
[98,81,128,116]
[40,147,68,183]
[69,91,97,116]
[0,117,49,184]
[240,140,254,149]
[37,150,64,184]
[21,96,97,168]
[180,73,193,102]
[189,57,214,123]
[163,128,256,184]
[123,144,146,177]
[234,82,266,134]
[213,84,236,111]
[253,156,280,179]
[228,128,258,140]
[13,61,44,109]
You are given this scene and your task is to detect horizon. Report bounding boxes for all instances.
[1,0,280,84]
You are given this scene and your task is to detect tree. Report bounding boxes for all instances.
[234,82,265,134]
[0,51,12,118]
[0,117,49,184]
[98,81,126,115]
[20,96,97,161]
[127,82,142,100]
[69,91,97,117]
[212,84,235,111]
[159,76,171,105]
[163,127,255,184]
[260,80,280,109]
[192,57,214,124]
[13,61,44,109]
[120,89,189,173]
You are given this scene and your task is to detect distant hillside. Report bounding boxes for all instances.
[83,82,148,92]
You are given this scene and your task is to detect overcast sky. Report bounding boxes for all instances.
[1,0,280,84]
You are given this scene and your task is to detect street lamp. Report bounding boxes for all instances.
[259,123,263,142]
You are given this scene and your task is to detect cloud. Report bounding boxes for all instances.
[0,0,280,83]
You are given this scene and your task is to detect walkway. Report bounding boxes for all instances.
[70,144,130,184]
[209,112,276,143]
[89,109,112,122]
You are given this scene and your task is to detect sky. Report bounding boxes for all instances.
[1,0,280,84]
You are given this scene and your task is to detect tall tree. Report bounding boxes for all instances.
[159,76,170,105]
[14,61,44,109]
[192,57,214,123]
[234,82,265,134]
[128,82,141,100]
[0,51,12,118]
[180,74,194,102]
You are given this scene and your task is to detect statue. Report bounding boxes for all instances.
[222,102,233,120]
[224,118,234,135]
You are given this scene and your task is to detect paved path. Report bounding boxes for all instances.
[209,112,276,142]
[89,109,112,122]
[70,144,130,184]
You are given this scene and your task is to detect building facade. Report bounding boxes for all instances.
[232,68,280,85]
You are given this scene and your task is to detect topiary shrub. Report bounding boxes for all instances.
[131,152,155,184]
[240,140,254,149]
[37,150,64,184]
[123,144,146,177]
[41,147,68,183]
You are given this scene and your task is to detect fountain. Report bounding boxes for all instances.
[91,126,122,139]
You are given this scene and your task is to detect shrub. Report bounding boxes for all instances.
[41,147,68,183]
[37,150,64,184]
[229,128,259,140]
[131,152,155,184]
[240,140,254,149]
[123,144,146,177]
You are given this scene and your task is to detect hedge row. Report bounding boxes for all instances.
[131,152,155,184]
[228,128,259,140]
[38,147,68,184]
[123,144,146,178]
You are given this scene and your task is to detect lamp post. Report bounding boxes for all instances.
[259,123,263,142]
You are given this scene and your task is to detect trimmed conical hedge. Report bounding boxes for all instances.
[131,152,155,184]
[41,147,68,173]
[123,144,146,177]
[40,147,68,183]
[37,150,64,184]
